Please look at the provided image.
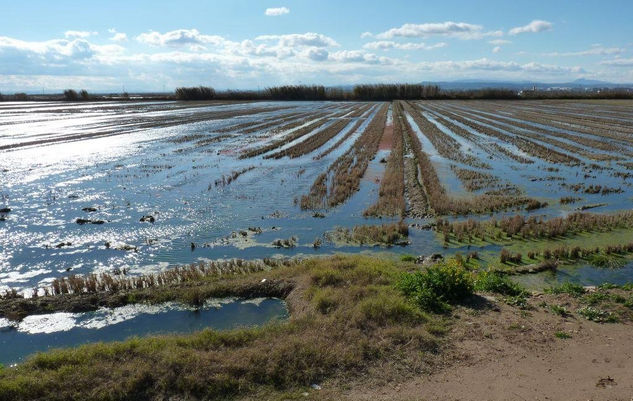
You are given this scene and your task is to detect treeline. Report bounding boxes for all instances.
[3,85,632,102]
[174,84,633,101]
[175,84,442,101]
[175,86,216,100]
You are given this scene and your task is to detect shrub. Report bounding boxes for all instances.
[555,331,571,339]
[400,254,416,262]
[63,89,79,101]
[474,271,525,296]
[397,259,473,313]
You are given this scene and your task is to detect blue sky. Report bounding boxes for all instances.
[1,0,632,92]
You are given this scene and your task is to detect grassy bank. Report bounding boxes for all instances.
[2,254,633,400]
[0,255,447,400]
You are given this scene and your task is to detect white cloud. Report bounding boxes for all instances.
[492,46,501,54]
[600,58,633,66]
[107,29,128,42]
[509,20,553,35]
[329,50,394,65]
[489,39,511,45]
[375,22,501,40]
[0,31,605,92]
[305,47,328,61]
[64,31,97,39]
[360,32,373,39]
[111,33,128,42]
[362,41,446,51]
[137,29,225,47]
[255,32,339,47]
[543,46,624,57]
[413,58,583,76]
[265,7,290,16]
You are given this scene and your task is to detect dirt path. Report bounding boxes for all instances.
[340,295,633,401]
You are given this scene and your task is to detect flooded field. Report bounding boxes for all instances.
[2,99,633,297]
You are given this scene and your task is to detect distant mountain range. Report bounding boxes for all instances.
[421,78,633,90]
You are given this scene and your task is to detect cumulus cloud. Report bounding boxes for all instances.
[255,32,339,47]
[375,22,501,40]
[0,30,597,92]
[265,7,290,16]
[0,36,123,61]
[65,31,97,38]
[305,47,328,61]
[137,29,225,47]
[489,39,511,45]
[492,46,501,54]
[509,20,553,35]
[360,32,373,39]
[108,29,128,42]
[362,41,446,51]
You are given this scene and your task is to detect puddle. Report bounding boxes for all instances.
[0,297,287,365]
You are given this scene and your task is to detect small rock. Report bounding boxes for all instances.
[55,242,72,248]
[76,218,105,225]
[139,215,155,223]
[310,384,322,391]
[0,208,11,213]
[596,376,617,388]
[82,207,98,212]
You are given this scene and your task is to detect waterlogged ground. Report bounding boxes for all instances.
[1,99,633,297]
[0,297,287,365]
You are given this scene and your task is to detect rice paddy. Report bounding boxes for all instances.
[2,98,633,299]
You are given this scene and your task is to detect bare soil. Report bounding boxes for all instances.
[333,294,633,401]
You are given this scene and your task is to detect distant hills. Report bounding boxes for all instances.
[421,78,633,91]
